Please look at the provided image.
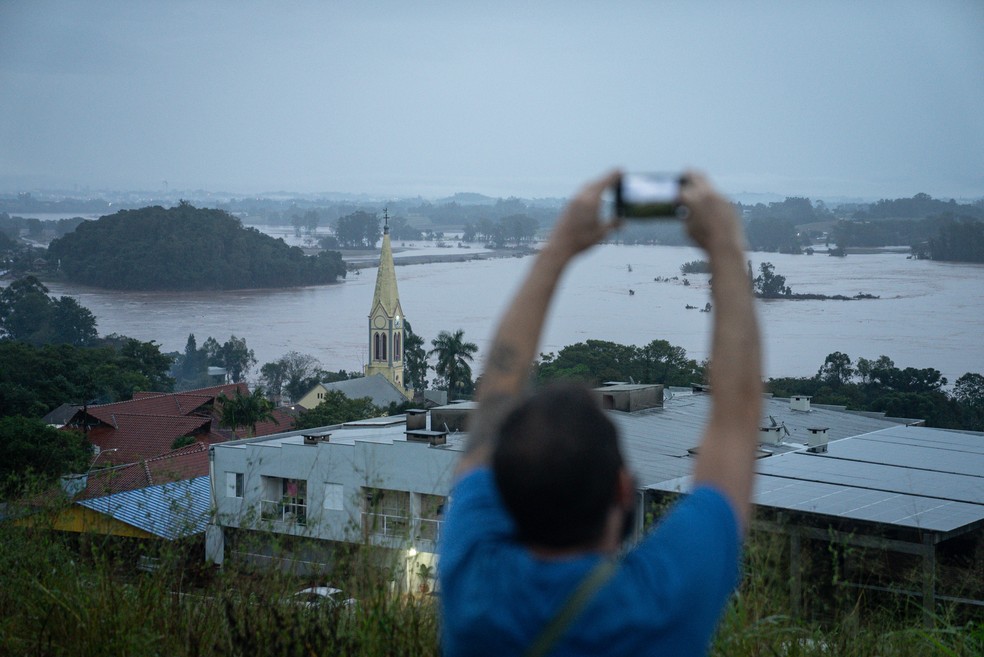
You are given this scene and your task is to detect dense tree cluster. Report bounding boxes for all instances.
[294,390,383,430]
[0,276,97,346]
[768,352,983,431]
[0,338,175,418]
[47,202,346,290]
[536,339,704,388]
[461,214,538,247]
[924,218,984,263]
[0,416,91,499]
[319,210,381,249]
[171,333,257,389]
[853,193,984,221]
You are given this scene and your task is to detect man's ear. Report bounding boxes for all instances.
[615,468,635,509]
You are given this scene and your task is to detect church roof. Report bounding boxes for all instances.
[323,374,409,408]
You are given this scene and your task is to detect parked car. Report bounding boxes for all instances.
[287,586,356,609]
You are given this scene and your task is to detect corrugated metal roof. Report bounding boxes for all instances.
[78,476,211,540]
[617,392,906,487]
[653,425,984,536]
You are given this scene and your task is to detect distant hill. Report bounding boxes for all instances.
[47,202,346,291]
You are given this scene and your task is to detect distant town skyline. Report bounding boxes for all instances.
[2,2,982,202]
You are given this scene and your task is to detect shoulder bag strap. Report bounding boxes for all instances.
[524,558,618,657]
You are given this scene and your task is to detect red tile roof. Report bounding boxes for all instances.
[66,383,250,464]
[78,442,210,500]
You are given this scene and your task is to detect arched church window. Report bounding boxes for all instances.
[394,333,401,360]
[381,333,387,360]
[374,333,382,361]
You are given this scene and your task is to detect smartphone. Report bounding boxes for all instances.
[615,173,684,219]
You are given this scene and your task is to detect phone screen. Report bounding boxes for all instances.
[616,173,681,218]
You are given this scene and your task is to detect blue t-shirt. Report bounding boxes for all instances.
[438,468,740,657]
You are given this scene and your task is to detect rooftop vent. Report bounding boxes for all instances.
[430,402,476,433]
[406,409,427,431]
[406,429,447,446]
[790,395,812,412]
[759,425,784,446]
[302,431,331,445]
[593,384,664,412]
[806,426,829,453]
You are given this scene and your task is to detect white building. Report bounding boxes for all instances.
[207,407,465,591]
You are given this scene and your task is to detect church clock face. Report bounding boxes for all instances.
[373,315,386,329]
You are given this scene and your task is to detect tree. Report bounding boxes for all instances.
[636,339,704,387]
[817,352,854,387]
[753,262,791,298]
[294,390,382,430]
[0,276,97,346]
[260,351,324,403]
[204,335,256,383]
[218,387,277,437]
[0,416,90,499]
[174,333,209,389]
[402,320,428,393]
[953,373,984,408]
[429,329,478,400]
[334,211,381,249]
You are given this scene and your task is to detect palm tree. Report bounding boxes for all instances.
[218,387,278,437]
[428,329,478,401]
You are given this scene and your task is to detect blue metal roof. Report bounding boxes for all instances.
[78,476,211,540]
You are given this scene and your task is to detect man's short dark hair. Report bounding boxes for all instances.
[492,382,624,549]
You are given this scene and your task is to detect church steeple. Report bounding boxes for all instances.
[365,209,408,396]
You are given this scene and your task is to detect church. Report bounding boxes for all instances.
[295,212,411,410]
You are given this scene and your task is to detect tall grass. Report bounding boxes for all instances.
[1,502,980,657]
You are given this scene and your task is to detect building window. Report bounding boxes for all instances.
[363,488,409,538]
[323,483,344,511]
[260,476,307,525]
[225,472,244,498]
[394,333,401,360]
[417,493,445,542]
[374,332,387,361]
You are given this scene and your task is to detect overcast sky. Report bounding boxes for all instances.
[1,1,982,200]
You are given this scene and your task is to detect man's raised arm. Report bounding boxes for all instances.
[455,171,622,476]
[683,171,763,533]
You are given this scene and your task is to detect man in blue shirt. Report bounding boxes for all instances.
[439,170,762,656]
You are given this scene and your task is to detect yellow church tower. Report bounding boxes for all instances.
[365,210,409,396]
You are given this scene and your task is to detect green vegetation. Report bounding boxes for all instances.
[462,214,538,247]
[295,390,383,430]
[328,210,381,249]
[428,329,478,400]
[0,275,97,346]
[0,507,979,657]
[171,333,256,388]
[753,262,791,298]
[768,352,983,431]
[402,320,429,394]
[218,387,278,437]
[47,202,346,290]
[0,338,175,418]
[0,416,90,499]
[0,517,441,657]
[536,338,704,387]
[680,259,711,275]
